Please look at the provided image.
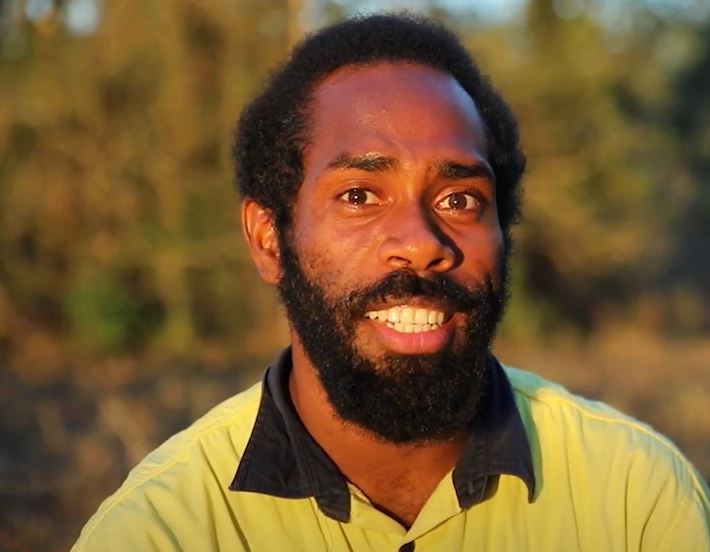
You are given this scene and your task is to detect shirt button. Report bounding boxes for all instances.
[399,542,415,552]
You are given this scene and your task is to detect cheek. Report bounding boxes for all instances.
[456,227,505,282]
[294,218,381,277]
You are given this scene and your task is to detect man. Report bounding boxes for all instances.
[73,14,710,551]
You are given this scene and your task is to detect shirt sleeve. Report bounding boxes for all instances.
[71,496,183,552]
[639,461,710,551]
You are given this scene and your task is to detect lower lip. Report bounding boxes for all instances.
[362,318,454,355]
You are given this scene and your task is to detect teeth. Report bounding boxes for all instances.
[365,305,446,333]
[414,309,428,325]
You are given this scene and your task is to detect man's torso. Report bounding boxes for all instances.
[72,353,710,551]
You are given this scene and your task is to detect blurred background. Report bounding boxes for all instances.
[1,0,709,549]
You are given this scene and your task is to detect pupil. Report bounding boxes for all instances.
[349,189,365,204]
[449,193,465,209]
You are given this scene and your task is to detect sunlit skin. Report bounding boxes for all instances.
[242,63,504,527]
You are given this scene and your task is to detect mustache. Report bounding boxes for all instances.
[343,270,494,315]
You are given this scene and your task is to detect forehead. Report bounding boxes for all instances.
[306,62,488,161]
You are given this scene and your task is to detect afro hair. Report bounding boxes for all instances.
[234,13,525,238]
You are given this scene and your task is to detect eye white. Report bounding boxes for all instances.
[436,192,479,211]
[340,188,379,206]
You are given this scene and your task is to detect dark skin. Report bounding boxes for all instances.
[242,63,504,527]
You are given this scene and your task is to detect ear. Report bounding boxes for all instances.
[241,199,281,285]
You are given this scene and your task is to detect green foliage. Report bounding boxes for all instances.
[667,23,710,331]
[455,0,710,337]
[1,0,710,355]
[0,0,293,355]
[65,268,163,352]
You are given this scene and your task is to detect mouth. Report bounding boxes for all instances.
[364,305,448,334]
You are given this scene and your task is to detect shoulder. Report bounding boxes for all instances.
[72,380,263,551]
[502,364,697,474]
[503,365,710,546]
[503,364,690,459]
[504,364,659,430]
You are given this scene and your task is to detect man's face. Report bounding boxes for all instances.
[277,63,507,442]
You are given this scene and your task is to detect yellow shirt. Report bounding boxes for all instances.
[72,351,710,551]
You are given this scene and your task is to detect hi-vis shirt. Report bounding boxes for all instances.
[72,349,710,551]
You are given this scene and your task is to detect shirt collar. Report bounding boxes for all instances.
[229,347,535,522]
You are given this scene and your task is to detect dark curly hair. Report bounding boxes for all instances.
[234,13,525,239]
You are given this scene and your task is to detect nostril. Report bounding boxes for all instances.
[388,255,411,270]
[426,257,446,271]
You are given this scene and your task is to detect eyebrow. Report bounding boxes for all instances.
[438,161,495,182]
[326,152,398,172]
[325,152,495,182]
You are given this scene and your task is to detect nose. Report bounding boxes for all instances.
[377,203,457,274]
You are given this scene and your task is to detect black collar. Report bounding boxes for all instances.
[229,348,535,522]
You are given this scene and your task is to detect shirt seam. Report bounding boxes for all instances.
[77,391,262,545]
[512,386,708,495]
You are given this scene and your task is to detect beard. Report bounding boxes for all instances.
[277,236,508,444]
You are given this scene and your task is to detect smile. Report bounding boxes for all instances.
[364,306,446,333]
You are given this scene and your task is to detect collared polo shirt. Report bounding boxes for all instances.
[230,349,535,525]
[73,349,710,551]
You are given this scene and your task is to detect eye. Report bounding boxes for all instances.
[435,191,481,212]
[339,188,379,206]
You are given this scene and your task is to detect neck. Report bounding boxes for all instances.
[288,335,467,527]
